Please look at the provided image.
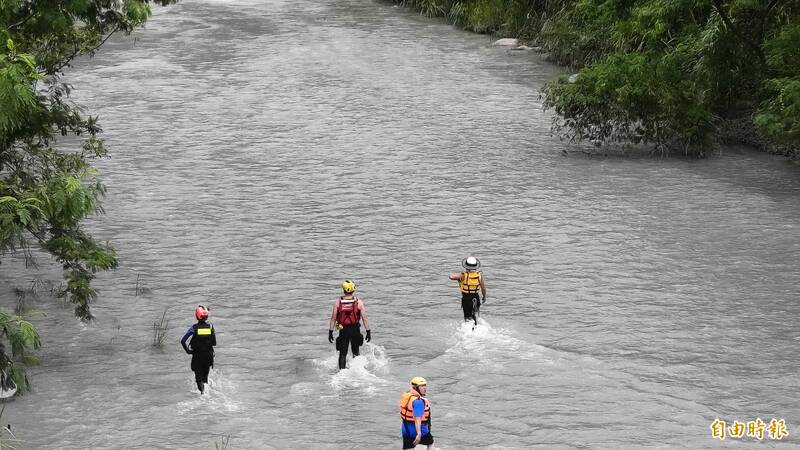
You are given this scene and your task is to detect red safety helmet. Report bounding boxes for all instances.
[195,305,209,321]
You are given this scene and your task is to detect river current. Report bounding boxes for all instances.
[2,0,799,448]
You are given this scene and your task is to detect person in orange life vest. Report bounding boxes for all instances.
[399,377,434,449]
[328,280,371,370]
[449,256,486,325]
[180,305,216,394]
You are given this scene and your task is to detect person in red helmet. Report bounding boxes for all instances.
[180,305,217,394]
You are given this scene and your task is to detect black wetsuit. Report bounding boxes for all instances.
[181,321,216,392]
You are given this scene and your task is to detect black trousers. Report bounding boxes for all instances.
[461,293,480,323]
[335,325,363,369]
[402,432,434,449]
[191,351,214,383]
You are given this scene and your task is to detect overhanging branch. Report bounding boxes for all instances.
[712,0,767,66]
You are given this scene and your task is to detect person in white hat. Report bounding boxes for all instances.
[449,256,486,326]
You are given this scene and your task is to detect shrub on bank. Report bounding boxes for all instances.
[391,0,800,158]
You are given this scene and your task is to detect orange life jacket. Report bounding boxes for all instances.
[459,271,482,294]
[399,389,430,423]
[336,296,360,326]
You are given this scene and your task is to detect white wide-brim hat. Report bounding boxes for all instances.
[462,256,481,270]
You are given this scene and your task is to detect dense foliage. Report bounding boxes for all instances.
[393,0,800,156]
[0,0,177,393]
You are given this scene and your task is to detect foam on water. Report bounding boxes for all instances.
[195,0,282,7]
[311,343,392,395]
[443,319,552,365]
[175,368,240,412]
[88,57,189,77]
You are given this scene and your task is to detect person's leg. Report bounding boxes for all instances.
[337,335,347,369]
[337,331,352,369]
[198,352,213,385]
[200,363,210,384]
[205,355,213,384]
[194,370,204,393]
[351,329,362,357]
[461,296,473,321]
[191,354,204,393]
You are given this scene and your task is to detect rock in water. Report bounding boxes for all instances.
[492,38,519,47]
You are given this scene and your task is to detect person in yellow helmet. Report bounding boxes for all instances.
[449,256,486,326]
[328,280,371,370]
[399,376,434,449]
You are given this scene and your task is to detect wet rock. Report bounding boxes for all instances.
[568,73,579,83]
[510,45,533,51]
[492,38,519,47]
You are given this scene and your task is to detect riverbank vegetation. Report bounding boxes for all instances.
[391,0,799,158]
[0,0,177,393]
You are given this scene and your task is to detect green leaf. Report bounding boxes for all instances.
[22,356,41,366]
[18,320,41,349]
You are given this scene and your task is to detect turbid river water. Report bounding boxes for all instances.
[2,0,799,448]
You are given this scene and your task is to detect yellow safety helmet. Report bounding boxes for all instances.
[341,279,356,294]
[410,376,427,387]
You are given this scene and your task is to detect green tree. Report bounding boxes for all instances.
[754,23,800,146]
[0,308,41,394]
[1,0,177,393]
[392,0,799,155]
[541,0,800,154]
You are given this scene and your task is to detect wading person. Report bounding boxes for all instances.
[180,305,216,394]
[449,256,486,326]
[400,377,434,449]
[328,280,371,370]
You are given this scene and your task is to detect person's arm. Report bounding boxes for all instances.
[329,299,340,330]
[359,299,370,330]
[359,299,372,342]
[328,299,339,343]
[449,272,463,281]
[180,327,193,354]
[413,416,422,444]
[211,326,217,347]
[480,273,487,302]
[412,398,424,444]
